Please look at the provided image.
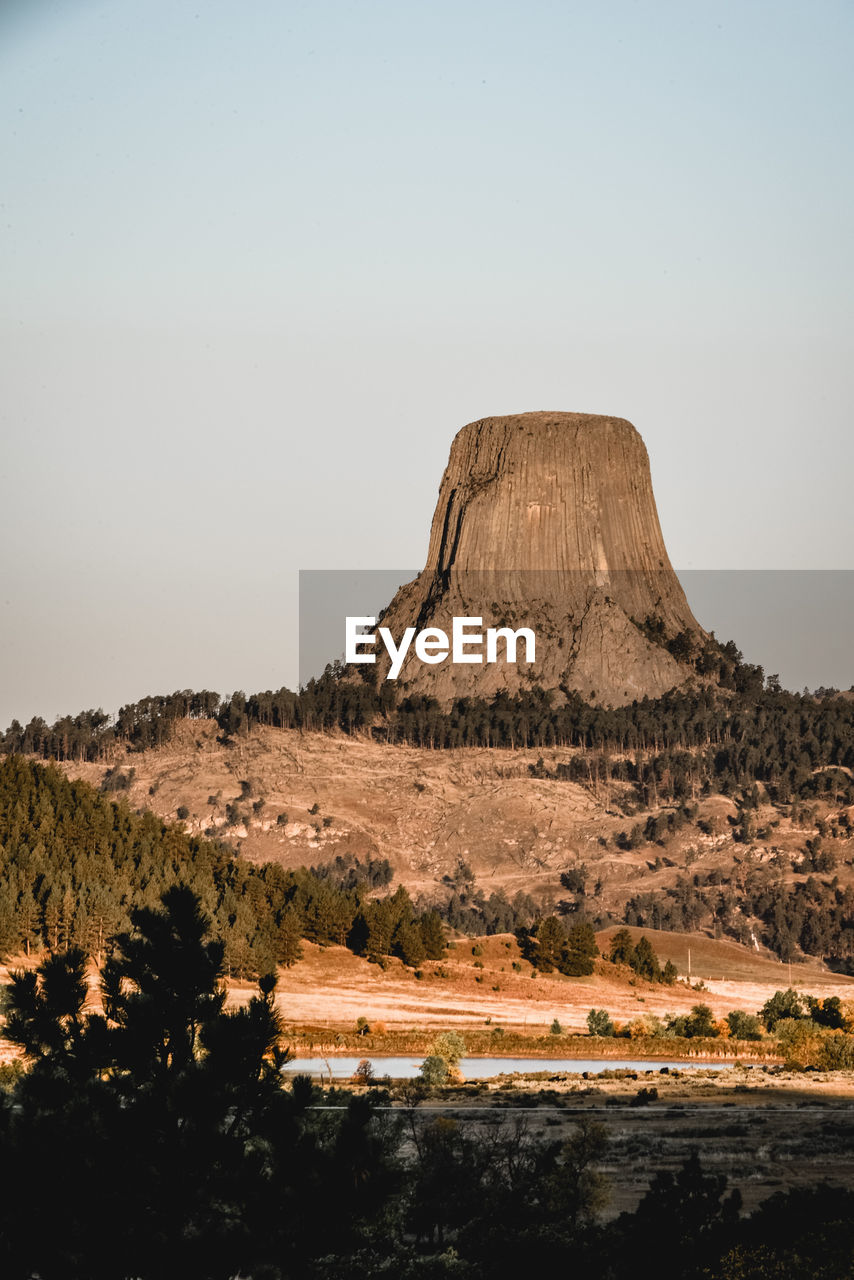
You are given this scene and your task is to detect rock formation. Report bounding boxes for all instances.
[374,411,705,707]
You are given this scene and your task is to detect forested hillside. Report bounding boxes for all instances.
[2,650,853,973]
[0,758,444,975]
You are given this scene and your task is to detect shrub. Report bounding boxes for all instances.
[631,1086,658,1106]
[776,1018,825,1068]
[419,1054,449,1087]
[818,1032,854,1069]
[726,1010,763,1041]
[761,989,804,1031]
[685,1004,718,1038]
[550,1018,563,1035]
[101,767,135,793]
[587,1008,615,1037]
[432,1031,466,1068]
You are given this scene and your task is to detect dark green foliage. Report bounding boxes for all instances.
[419,910,447,960]
[608,930,675,984]
[5,652,853,968]
[587,1008,616,1036]
[626,866,854,966]
[623,1151,742,1278]
[0,758,441,975]
[0,888,401,1278]
[665,1004,720,1039]
[760,988,805,1030]
[609,928,637,966]
[517,916,597,977]
[430,880,539,936]
[101,885,227,1085]
[560,866,587,894]
[684,1004,718,1038]
[311,852,394,891]
[805,994,848,1029]
[725,1010,763,1040]
[631,935,661,981]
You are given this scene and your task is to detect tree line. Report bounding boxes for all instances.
[3,651,853,813]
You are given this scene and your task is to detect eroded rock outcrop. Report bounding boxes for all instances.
[376,411,704,706]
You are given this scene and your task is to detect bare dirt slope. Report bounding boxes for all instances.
[61,720,611,899]
[60,720,854,935]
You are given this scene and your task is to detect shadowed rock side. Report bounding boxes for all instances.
[376,411,705,706]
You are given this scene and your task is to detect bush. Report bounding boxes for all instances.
[684,1004,718,1038]
[419,1054,449,1087]
[587,1008,616,1037]
[726,1010,763,1041]
[819,1032,854,1069]
[761,989,804,1031]
[550,1018,563,1035]
[776,1018,825,1068]
[101,767,135,793]
[431,1032,466,1068]
[631,1086,658,1106]
[805,995,849,1030]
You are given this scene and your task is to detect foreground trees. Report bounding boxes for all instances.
[2,887,854,1277]
[0,887,400,1279]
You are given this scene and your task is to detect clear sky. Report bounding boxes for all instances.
[1,0,852,726]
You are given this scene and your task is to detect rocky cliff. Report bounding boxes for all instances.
[375,411,704,706]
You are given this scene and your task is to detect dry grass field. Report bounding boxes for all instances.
[219,929,854,1047]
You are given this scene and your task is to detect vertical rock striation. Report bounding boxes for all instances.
[377,411,705,706]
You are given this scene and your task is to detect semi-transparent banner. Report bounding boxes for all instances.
[299,569,854,698]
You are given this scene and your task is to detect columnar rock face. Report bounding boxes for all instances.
[377,411,705,706]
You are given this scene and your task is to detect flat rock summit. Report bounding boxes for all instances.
[377,411,705,706]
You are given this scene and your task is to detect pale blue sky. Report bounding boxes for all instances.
[1,1,852,725]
